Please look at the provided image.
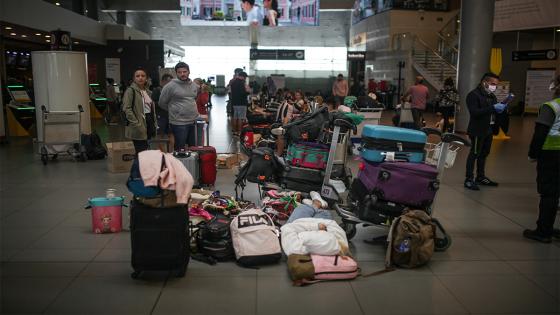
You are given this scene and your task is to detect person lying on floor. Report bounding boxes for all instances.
[287,191,332,223]
[281,192,351,257]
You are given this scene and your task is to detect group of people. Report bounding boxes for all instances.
[121,62,209,154]
[241,0,278,27]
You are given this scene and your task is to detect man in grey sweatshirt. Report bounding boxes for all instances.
[158,62,200,150]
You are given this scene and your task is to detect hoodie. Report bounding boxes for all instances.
[158,78,200,125]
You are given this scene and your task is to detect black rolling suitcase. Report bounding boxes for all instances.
[281,165,324,193]
[130,199,189,278]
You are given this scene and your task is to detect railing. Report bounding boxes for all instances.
[436,12,460,65]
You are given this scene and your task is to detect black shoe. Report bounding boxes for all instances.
[464,179,480,191]
[476,176,499,187]
[523,229,552,243]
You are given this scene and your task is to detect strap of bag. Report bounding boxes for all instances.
[360,216,401,278]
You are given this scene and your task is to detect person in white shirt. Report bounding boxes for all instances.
[241,0,263,26]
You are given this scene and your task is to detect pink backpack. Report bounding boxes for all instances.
[292,254,359,286]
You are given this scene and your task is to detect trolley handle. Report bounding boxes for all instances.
[442,133,471,147]
[421,127,442,138]
[78,104,84,112]
[333,119,356,133]
[41,105,48,113]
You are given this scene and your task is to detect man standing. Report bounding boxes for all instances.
[230,71,250,136]
[524,75,560,243]
[241,0,263,26]
[158,62,200,151]
[332,74,348,106]
[464,72,507,190]
[405,76,429,129]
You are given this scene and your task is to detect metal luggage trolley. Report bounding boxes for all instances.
[39,105,86,165]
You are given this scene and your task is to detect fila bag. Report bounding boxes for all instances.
[230,208,282,267]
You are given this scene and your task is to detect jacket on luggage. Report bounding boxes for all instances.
[122,83,158,140]
[280,218,348,256]
[466,85,498,137]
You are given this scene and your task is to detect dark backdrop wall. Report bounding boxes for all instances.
[106,40,164,87]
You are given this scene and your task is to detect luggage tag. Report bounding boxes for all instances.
[385,152,396,162]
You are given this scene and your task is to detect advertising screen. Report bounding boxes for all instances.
[180,0,320,26]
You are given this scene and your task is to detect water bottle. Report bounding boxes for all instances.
[398,238,411,253]
[106,188,116,199]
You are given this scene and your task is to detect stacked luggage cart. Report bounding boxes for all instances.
[334,125,470,251]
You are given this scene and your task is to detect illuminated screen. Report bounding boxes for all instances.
[179,0,320,26]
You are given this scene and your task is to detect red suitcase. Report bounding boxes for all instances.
[191,120,217,186]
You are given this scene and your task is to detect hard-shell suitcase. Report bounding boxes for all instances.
[130,200,189,278]
[357,160,439,208]
[281,166,323,193]
[360,125,426,163]
[173,151,199,187]
[190,146,217,186]
[286,142,329,170]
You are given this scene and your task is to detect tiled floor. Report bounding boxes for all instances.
[1,96,559,314]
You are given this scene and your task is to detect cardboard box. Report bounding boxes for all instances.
[106,141,135,173]
[217,154,239,169]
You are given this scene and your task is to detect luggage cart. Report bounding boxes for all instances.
[334,128,470,251]
[39,105,86,165]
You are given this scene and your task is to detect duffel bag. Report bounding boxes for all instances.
[286,142,329,170]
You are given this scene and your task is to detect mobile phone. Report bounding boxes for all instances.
[502,93,514,104]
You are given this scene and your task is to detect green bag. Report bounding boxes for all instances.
[286,142,330,170]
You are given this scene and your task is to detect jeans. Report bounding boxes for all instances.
[287,204,333,224]
[171,123,196,151]
[465,134,493,179]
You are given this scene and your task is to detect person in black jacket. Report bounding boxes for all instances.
[464,72,507,190]
[230,71,250,136]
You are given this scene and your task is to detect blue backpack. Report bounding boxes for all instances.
[126,157,162,197]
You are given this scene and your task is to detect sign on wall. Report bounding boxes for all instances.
[105,58,121,85]
[524,69,556,113]
[494,0,560,32]
[512,49,558,62]
[250,49,305,60]
[347,51,366,61]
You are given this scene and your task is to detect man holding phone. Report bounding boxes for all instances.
[464,72,507,191]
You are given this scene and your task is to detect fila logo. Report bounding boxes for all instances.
[238,214,271,228]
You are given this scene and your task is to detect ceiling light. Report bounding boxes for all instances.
[46,39,51,43]
[74,41,79,44]
[35,33,42,36]
[5,26,12,30]
[10,33,16,36]
[557,29,560,32]
[55,2,60,5]
[21,35,27,38]
[45,35,51,38]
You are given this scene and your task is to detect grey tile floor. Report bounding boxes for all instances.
[1,96,559,314]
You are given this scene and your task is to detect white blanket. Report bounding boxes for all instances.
[280,218,349,256]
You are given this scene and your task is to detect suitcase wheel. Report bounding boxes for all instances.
[131,270,141,279]
[434,235,452,252]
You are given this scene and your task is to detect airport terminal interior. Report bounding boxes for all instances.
[1,0,560,314]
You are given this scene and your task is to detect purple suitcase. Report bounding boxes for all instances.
[358,161,439,208]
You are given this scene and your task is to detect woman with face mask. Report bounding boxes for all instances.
[122,67,158,154]
[463,72,506,191]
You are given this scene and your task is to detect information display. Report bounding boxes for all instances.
[524,69,556,113]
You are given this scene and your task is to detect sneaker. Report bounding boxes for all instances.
[464,179,480,191]
[523,229,552,243]
[310,191,328,208]
[302,199,313,206]
[476,176,499,187]
[271,127,285,136]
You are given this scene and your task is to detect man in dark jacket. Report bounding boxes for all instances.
[464,72,507,190]
[523,75,560,243]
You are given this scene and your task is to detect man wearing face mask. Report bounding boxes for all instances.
[464,72,506,190]
[523,75,560,243]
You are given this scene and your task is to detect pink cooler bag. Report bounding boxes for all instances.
[86,197,126,234]
[309,255,359,281]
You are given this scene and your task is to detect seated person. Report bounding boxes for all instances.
[271,98,295,155]
[293,90,309,114]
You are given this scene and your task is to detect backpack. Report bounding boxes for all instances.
[195,215,235,262]
[230,208,282,267]
[81,132,107,160]
[284,106,330,142]
[126,157,162,198]
[386,210,435,268]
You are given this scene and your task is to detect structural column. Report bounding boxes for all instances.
[117,11,127,25]
[455,0,495,133]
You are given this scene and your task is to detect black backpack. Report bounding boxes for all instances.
[81,131,107,160]
[234,147,282,200]
[285,106,330,142]
[194,215,235,262]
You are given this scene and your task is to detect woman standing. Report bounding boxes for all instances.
[263,0,278,26]
[435,77,459,132]
[122,68,157,153]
